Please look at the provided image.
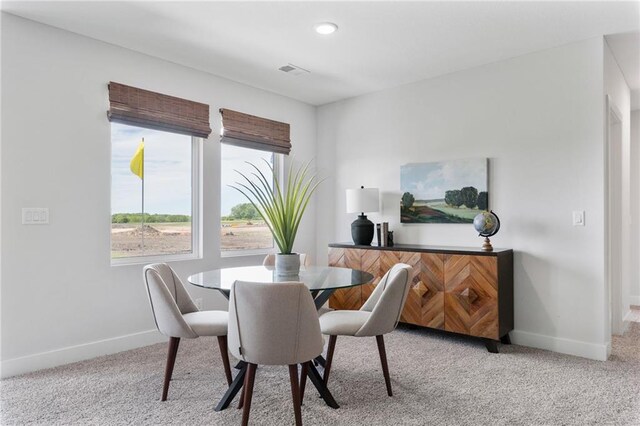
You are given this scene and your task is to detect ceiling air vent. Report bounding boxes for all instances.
[278,63,310,76]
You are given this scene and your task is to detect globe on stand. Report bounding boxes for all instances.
[473,211,500,251]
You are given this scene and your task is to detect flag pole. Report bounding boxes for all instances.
[141,137,145,254]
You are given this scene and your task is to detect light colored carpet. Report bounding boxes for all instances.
[2,323,639,426]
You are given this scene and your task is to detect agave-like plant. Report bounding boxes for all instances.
[230,159,323,254]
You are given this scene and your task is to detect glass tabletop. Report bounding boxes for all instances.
[188,265,373,292]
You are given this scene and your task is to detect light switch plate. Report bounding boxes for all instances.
[572,210,585,226]
[22,208,49,225]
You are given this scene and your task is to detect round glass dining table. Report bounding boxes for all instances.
[187,264,373,411]
[188,265,373,310]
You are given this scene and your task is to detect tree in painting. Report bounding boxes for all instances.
[460,186,478,209]
[477,191,488,211]
[445,190,463,208]
[401,192,415,209]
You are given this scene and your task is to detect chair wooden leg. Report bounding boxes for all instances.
[161,337,180,401]
[237,386,245,409]
[217,336,233,385]
[289,365,303,426]
[375,335,392,396]
[238,364,258,409]
[241,363,257,426]
[323,335,337,385]
[299,362,308,405]
[238,363,257,409]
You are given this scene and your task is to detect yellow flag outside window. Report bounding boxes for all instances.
[130,139,144,180]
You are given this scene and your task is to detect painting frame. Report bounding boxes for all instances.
[400,158,489,224]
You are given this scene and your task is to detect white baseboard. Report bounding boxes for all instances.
[510,330,608,361]
[630,295,640,306]
[1,329,166,379]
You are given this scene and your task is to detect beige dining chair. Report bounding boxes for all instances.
[143,263,233,401]
[262,253,309,267]
[318,263,412,396]
[228,280,324,426]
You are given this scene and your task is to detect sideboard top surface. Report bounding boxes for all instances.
[329,242,512,256]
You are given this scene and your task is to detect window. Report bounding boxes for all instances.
[218,108,289,255]
[220,144,279,253]
[111,122,201,262]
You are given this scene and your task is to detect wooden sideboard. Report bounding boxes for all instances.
[328,243,514,352]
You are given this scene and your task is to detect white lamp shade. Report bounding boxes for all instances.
[346,188,380,213]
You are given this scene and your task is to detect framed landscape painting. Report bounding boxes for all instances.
[400,158,488,224]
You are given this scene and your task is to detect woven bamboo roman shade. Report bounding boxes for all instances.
[107,82,212,138]
[219,108,291,155]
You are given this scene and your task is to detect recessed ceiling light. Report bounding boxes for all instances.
[314,22,338,35]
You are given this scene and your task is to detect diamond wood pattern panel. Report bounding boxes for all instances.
[444,255,499,339]
[328,247,346,268]
[379,251,423,324]
[328,248,362,310]
[360,250,381,304]
[421,253,445,330]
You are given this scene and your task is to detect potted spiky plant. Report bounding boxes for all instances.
[231,159,322,275]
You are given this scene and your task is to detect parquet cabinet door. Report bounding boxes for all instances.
[444,255,499,339]
[360,250,381,305]
[328,248,363,310]
[421,253,445,330]
[380,250,423,325]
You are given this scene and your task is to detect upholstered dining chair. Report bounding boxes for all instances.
[262,253,309,267]
[143,263,233,401]
[317,263,412,397]
[228,280,324,426]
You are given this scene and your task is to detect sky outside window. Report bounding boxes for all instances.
[221,144,274,216]
[111,123,192,216]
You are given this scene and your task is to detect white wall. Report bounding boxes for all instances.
[0,14,317,377]
[316,37,608,360]
[631,109,640,306]
[604,40,632,332]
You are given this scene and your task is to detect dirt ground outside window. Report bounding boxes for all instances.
[111,221,272,258]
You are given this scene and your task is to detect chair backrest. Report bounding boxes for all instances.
[228,281,324,365]
[356,263,412,337]
[262,253,309,267]
[143,263,199,339]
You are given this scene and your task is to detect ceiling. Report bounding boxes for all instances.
[3,1,640,106]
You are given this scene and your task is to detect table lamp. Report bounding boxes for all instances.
[346,187,379,246]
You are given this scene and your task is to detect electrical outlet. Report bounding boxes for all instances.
[195,298,203,310]
[572,210,585,226]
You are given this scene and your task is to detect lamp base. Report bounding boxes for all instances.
[351,214,374,246]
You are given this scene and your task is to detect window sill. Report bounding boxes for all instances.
[220,248,273,259]
[111,252,201,267]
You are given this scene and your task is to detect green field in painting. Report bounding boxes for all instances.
[426,201,480,222]
[401,200,479,224]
